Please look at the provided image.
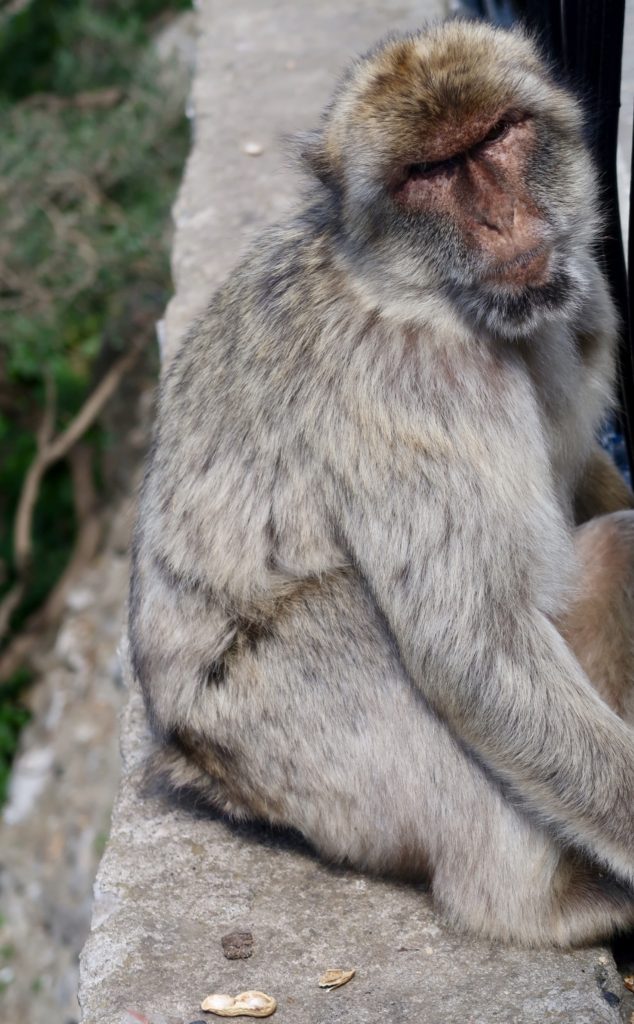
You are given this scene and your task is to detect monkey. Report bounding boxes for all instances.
[129,20,634,947]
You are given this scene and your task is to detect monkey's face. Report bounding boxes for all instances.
[388,101,585,339]
[316,22,599,339]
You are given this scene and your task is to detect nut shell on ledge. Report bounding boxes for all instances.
[201,991,277,1017]
[318,968,356,990]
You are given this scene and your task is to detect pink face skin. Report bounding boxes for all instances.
[394,112,552,288]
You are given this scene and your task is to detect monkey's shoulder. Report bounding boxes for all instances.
[158,216,342,409]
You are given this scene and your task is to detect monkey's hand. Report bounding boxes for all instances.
[332,439,634,886]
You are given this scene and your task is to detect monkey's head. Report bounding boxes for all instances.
[305,21,599,339]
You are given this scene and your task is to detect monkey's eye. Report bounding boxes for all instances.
[479,118,514,147]
[407,155,460,180]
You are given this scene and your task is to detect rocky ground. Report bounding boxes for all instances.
[0,372,158,1024]
[0,498,135,1024]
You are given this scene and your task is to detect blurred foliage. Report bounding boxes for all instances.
[0,0,191,99]
[0,671,31,806]
[0,0,191,798]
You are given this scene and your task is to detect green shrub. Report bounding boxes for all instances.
[0,0,191,799]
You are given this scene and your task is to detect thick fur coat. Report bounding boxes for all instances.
[130,21,634,946]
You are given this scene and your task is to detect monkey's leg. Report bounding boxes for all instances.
[557,510,634,718]
[150,570,634,948]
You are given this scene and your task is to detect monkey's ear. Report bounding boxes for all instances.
[293,130,338,187]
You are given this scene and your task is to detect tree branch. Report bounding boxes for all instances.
[45,343,141,464]
[0,343,142,651]
[0,447,102,684]
[14,371,56,573]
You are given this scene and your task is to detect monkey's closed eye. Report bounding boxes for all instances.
[476,113,528,151]
[482,120,512,144]
[407,155,460,180]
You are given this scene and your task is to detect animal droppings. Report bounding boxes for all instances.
[221,930,254,960]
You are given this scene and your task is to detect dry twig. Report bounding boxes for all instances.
[0,443,103,682]
[0,342,143,674]
[22,87,124,113]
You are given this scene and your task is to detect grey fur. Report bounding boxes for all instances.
[130,21,634,946]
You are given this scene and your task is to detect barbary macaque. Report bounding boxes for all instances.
[130,20,634,946]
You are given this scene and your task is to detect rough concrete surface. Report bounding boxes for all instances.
[79,2,632,1022]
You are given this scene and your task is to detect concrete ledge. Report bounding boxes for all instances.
[79,2,630,1020]
[79,686,626,1024]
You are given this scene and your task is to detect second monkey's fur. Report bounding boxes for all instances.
[130,20,634,946]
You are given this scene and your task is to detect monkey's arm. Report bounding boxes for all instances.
[574,443,633,524]
[332,452,634,884]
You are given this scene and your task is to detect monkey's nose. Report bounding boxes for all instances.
[475,197,516,236]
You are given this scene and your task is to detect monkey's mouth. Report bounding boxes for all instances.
[484,246,552,288]
[477,263,575,336]
[449,253,576,338]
